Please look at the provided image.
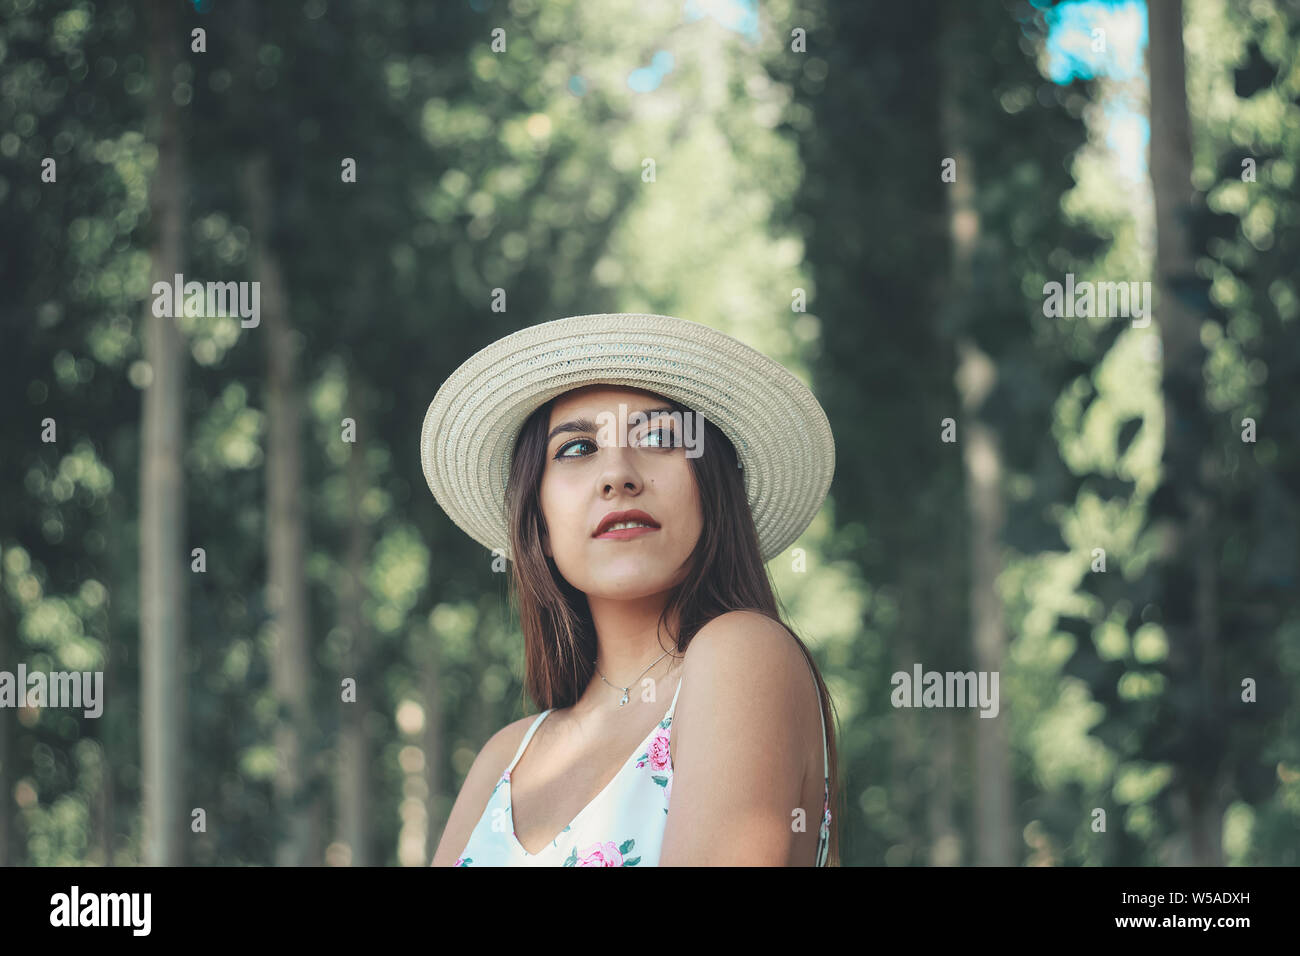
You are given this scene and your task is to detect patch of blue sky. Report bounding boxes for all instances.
[627,51,676,93]
[623,0,759,93]
[1043,0,1149,180]
[1103,95,1150,180]
[683,0,760,43]
[1042,0,1147,83]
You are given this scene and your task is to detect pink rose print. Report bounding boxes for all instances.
[646,730,672,771]
[576,841,624,867]
[491,768,511,797]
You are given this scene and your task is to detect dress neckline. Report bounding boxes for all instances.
[506,678,681,857]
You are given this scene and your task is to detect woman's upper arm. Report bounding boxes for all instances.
[429,719,527,867]
[658,611,813,866]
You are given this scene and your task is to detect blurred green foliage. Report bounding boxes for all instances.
[0,0,1296,865]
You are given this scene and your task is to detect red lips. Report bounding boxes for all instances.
[593,509,661,537]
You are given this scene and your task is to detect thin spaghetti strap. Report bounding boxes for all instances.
[800,650,831,867]
[665,676,685,718]
[505,709,552,773]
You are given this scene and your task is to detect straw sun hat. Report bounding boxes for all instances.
[420,313,835,563]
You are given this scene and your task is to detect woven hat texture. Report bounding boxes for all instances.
[420,313,835,562]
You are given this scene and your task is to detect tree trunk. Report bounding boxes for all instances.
[98,615,117,864]
[927,710,961,865]
[956,338,1013,865]
[336,370,372,865]
[1147,0,1222,866]
[243,154,317,866]
[139,0,188,867]
[942,7,1013,862]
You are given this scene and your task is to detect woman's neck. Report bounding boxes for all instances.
[584,591,683,705]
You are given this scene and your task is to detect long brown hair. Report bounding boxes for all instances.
[505,390,841,866]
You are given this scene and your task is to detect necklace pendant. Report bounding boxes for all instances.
[619,691,629,706]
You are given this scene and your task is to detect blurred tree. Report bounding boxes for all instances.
[138,0,189,867]
[1146,0,1223,866]
[941,3,1014,865]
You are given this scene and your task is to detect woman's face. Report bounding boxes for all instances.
[538,385,703,601]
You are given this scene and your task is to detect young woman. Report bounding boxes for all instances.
[424,313,840,866]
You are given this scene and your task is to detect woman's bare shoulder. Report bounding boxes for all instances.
[428,711,547,866]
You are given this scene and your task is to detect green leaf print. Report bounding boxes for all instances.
[618,838,635,855]
[552,824,571,847]
[651,774,669,788]
[623,856,641,866]
[563,847,578,866]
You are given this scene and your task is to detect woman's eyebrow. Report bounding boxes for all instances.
[546,408,676,444]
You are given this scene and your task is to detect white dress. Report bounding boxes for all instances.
[454,657,831,866]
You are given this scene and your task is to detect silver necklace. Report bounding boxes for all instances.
[595,650,670,707]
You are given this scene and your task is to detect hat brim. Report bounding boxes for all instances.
[420,313,835,563]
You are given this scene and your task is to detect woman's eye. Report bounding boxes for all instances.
[554,424,674,457]
[637,425,675,448]
[555,438,597,459]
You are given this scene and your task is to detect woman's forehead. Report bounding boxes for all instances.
[547,385,672,421]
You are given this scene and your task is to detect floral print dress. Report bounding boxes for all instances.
[454,661,831,866]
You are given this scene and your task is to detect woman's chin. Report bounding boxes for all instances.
[580,570,679,601]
